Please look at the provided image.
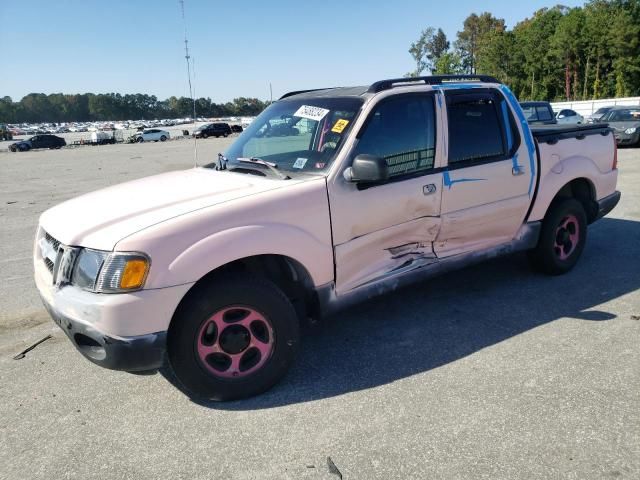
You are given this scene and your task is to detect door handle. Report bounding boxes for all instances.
[423,184,437,195]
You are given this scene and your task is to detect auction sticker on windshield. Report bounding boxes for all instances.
[293,158,308,169]
[331,119,349,133]
[293,105,330,122]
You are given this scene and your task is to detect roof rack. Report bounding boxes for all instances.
[279,88,332,100]
[367,75,500,93]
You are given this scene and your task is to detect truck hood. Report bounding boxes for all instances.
[39,168,302,251]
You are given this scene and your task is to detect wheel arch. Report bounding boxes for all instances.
[168,254,319,337]
[552,177,598,223]
[530,176,598,224]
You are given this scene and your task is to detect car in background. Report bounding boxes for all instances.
[598,106,640,146]
[555,109,584,124]
[587,106,614,124]
[9,134,66,152]
[193,123,232,138]
[134,129,170,143]
[230,125,243,133]
[1,123,13,140]
[519,101,557,125]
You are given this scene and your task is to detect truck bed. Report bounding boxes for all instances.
[530,123,611,144]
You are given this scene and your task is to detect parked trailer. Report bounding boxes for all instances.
[90,131,116,145]
[72,131,117,146]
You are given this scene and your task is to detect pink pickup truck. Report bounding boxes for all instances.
[35,75,620,400]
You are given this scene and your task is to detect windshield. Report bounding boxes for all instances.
[219,96,363,175]
[605,109,640,122]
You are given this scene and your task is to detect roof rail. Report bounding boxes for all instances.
[279,88,332,100]
[367,75,501,93]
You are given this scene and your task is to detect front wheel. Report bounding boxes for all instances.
[137,137,143,143]
[166,274,300,401]
[528,198,587,275]
[160,135,167,142]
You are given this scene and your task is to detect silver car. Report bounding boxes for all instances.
[599,107,640,146]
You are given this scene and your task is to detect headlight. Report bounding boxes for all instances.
[73,249,108,290]
[624,127,637,134]
[72,249,150,293]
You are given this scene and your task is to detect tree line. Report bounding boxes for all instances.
[3,0,638,124]
[0,93,269,124]
[408,0,640,101]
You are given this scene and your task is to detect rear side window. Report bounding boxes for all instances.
[353,95,436,179]
[536,106,553,121]
[447,91,518,166]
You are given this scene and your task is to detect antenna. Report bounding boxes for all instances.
[179,0,198,167]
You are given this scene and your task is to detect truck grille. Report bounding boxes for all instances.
[44,257,55,273]
[45,232,61,251]
[40,230,62,274]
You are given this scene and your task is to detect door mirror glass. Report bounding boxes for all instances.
[345,154,389,183]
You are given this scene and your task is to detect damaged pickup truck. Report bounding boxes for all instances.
[35,75,620,401]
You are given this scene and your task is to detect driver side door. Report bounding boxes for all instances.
[31,136,43,148]
[328,93,444,295]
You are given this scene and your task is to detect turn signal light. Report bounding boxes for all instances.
[119,259,149,289]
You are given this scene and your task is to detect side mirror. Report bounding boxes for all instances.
[344,154,389,184]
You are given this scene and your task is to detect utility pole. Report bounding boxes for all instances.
[180,0,198,167]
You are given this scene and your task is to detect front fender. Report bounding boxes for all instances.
[147,223,334,289]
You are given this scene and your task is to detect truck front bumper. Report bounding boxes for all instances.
[41,297,167,372]
[35,257,194,372]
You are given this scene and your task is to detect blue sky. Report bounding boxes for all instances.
[1,0,586,102]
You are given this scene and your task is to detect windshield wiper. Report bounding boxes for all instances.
[236,157,290,180]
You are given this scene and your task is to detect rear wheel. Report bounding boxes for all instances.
[137,137,143,143]
[166,274,300,401]
[528,198,587,275]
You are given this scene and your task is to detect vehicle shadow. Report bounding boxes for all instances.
[187,217,639,410]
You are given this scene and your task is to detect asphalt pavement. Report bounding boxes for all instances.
[0,140,638,479]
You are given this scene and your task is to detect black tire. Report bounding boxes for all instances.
[528,198,587,275]
[160,135,167,142]
[201,132,208,139]
[223,133,228,138]
[166,273,300,401]
[137,137,143,143]
[9,146,16,152]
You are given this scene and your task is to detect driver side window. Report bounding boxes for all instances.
[353,95,436,179]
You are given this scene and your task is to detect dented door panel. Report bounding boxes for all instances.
[328,91,445,295]
[335,214,440,294]
[435,194,531,257]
